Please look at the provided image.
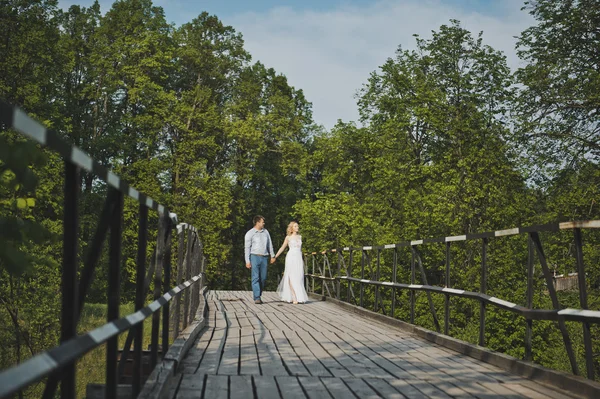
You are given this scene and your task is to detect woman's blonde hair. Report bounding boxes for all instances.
[286,221,298,236]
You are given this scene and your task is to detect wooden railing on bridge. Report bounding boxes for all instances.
[304,220,600,381]
[0,102,206,399]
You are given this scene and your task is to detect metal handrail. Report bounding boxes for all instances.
[306,219,600,381]
[0,101,206,398]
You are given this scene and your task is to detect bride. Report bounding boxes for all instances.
[274,221,308,304]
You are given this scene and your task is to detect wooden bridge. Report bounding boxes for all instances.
[2,102,600,399]
[161,291,583,399]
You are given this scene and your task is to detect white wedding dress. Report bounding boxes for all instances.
[277,235,309,303]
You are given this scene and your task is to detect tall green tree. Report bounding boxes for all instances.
[226,63,314,290]
[0,4,64,395]
[166,13,250,288]
[516,0,600,175]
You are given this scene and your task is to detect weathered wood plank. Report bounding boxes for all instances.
[409,380,454,399]
[228,311,241,328]
[270,330,310,376]
[163,373,183,399]
[245,311,264,330]
[176,374,204,399]
[202,375,228,399]
[253,330,289,376]
[281,329,332,377]
[172,292,591,399]
[517,380,581,399]
[295,330,353,378]
[180,312,216,374]
[476,382,527,398]
[317,330,396,379]
[386,378,429,399]
[239,327,260,376]
[254,312,279,330]
[253,376,281,399]
[230,375,254,399]
[305,331,364,372]
[362,378,407,398]
[195,316,227,375]
[336,331,416,379]
[217,326,240,375]
[342,377,382,398]
[429,380,476,398]
[275,376,307,399]
[297,377,332,399]
[319,378,357,399]
[237,312,253,329]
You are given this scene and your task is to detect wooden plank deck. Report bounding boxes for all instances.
[170,291,582,399]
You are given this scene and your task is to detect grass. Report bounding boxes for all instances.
[75,302,172,399]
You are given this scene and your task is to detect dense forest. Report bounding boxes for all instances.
[1,0,599,395]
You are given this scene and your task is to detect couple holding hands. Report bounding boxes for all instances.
[244,215,308,305]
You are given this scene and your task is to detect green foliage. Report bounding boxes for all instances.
[515,0,600,177]
[1,0,599,389]
[0,135,54,275]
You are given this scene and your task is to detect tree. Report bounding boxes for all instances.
[515,0,600,177]
[0,4,63,395]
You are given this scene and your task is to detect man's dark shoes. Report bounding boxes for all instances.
[254,299,263,304]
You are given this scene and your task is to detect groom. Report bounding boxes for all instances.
[244,215,275,304]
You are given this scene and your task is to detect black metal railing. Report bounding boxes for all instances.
[305,221,600,381]
[0,101,206,398]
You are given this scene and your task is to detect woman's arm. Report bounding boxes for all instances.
[274,236,288,259]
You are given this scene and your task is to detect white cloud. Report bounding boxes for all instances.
[57,0,535,130]
[224,0,534,130]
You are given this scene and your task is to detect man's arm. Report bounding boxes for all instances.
[244,230,252,264]
[266,230,275,258]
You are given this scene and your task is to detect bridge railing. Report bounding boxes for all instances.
[0,101,206,399]
[305,221,600,381]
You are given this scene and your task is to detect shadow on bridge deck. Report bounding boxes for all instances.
[167,290,583,399]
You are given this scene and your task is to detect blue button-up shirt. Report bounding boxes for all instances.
[244,228,275,263]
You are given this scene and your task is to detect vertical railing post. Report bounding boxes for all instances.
[60,163,79,399]
[391,247,397,318]
[183,230,192,330]
[412,247,440,332]
[174,227,184,338]
[360,251,365,308]
[312,255,315,294]
[530,232,579,375]
[410,246,415,324]
[444,242,450,336]
[132,204,148,398]
[321,254,326,297]
[525,235,534,361]
[192,238,202,321]
[347,250,353,302]
[106,189,123,399]
[574,228,594,380]
[161,216,173,359]
[479,238,488,347]
[151,216,167,369]
[336,250,342,299]
[374,249,381,313]
[187,235,195,326]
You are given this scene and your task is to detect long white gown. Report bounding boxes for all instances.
[277,235,309,303]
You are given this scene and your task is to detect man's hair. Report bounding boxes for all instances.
[253,215,265,225]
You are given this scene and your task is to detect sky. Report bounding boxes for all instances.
[57,0,535,130]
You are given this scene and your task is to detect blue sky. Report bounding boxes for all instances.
[58,0,534,129]
[153,0,516,21]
